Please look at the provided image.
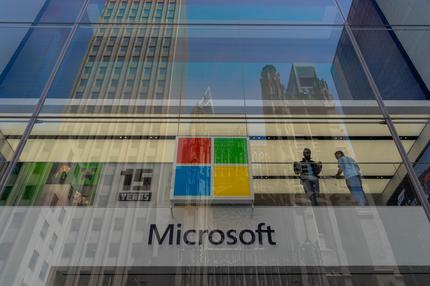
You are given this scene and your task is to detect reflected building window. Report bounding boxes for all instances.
[85,243,97,258]
[92,218,103,232]
[58,208,65,224]
[11,212,25,229]
[49,233,58,251]
[39,261,48,281]
[114,218,125,231]
[62,243,75,258]
[28,250,39,271]
[108,243,120,258]
[40,220,49,240]
[0,243,12,274]
[70,218,82,232]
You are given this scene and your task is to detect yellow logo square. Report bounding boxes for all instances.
[214,166,250,197]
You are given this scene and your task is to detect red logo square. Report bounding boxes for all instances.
[176,138,211,164]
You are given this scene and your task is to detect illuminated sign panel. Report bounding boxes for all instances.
[171,137,253,204]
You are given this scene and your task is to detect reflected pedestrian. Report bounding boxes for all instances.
[334,150,368,206]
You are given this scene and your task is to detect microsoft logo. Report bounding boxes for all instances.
[171,137,254,204]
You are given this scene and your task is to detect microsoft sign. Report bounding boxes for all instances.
[171,137,254,204]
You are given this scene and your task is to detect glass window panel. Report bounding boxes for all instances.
[7,102,177,207]
[340,0,430,26]
[0,26,71,115]
[1,1,430,284]
[12,120,421,205]
[0,116,29,196]
[173,26,382,139]
[0,0,86,23]
[247,118,418,206]
[16,24,421,208]
[84,0,345,25]
[391,117,430,203]
[346,27,430,107]
[351,26,430,195]
[40,25,179,117]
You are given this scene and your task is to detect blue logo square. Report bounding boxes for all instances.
[173,166,211,196]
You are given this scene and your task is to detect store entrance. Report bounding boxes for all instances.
[48,266,430,286]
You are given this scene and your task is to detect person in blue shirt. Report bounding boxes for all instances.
[294,148,322,206]
[334,150,368,206]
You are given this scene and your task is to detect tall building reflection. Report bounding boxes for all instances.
[260,65,286,102]
[261,64,331,104]
[67,0,178,115]
[286,64,330,101]
[260,63,332,117]
[333,0,430,101]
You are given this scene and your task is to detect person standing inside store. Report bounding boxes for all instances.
[334,150,368,206]
[294,148,322,206]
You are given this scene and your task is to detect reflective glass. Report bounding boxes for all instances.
[7,115,178,208]
[355,25,430,202]
[7,116,419,207]
[14,24,421,207]
[414,146,430,205]
[0,0,86,23]
[39,26,386,118]
[247,118,412,206]
[84,0,345,25]
[0,117,28,181]
[340,0,430,26]
[0,25,71,114]
[41,24,179,116]
[389,117,430,205]
[345,27,430,104]
[2,0,430,285]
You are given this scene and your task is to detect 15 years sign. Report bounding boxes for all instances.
[119,168,153,201]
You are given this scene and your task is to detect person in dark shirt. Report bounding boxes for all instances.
[294,148,322,206]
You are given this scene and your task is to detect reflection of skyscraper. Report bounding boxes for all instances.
[331,0,429,101]
[261,64,331,103]
[260,65,287,115]
[286,64,330,100]
[0,207,73,286]
[374,0,430,93]
[260,65,286,102]
[68,0,178,114]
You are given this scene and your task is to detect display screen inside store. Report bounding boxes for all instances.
[2,163,100,207]
[2,163,172,207]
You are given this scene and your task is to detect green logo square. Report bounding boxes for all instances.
[214,138,248,164]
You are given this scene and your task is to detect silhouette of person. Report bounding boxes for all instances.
[294,148,322,206]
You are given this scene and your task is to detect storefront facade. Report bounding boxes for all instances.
[1,0,430,285]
